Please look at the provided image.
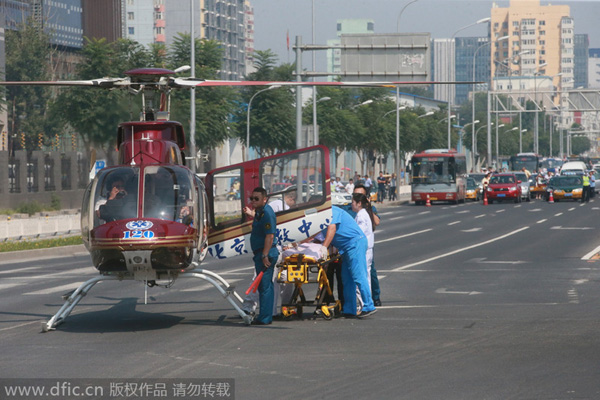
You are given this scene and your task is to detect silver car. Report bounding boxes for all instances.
[512,171,531,201]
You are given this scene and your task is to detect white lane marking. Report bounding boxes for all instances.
[377,275,387,280]
[389,216,404,221]
[23,282,85,295]
[0,266,44,275]
[418,211,431,215]
[568,288,579,304]
[537,219,547,224]
[529,208,542,212]
[514,205,522,208]
[436,288,481,295]
[456,210,470,214]
[461,228,482,232]
[181,279,241,292]
[568,207,576,211]
[375,229,432,244]
[448,221,461,226]
[472,258,528,265]
[378,211,395,216]
[0,282,25,291]
[550,226,594,230]
[0,321,40,332]
[496,209,505,213]
[392,226,530,271]
[375,305,437,309]
[554,213,563,217]
[581,244,600,260]
[573,279,588,285]
[474,214,486,219]
[6,267,97,280]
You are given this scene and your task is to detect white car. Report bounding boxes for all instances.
[332,192,352,205]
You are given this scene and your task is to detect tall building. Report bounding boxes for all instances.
[326,19,374,81]
[574,34,589,89]
[124,0,165,46]
[455,37,490,105]
[432,38,454,102]
[243,0,254,76]
[589,48,600,88]
[490,0,574,94]
[166,0,247,80]
[82,0,123,43]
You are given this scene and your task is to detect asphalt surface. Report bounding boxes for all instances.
[1,196,600,399]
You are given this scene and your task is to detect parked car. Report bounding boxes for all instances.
[332,191,352,206]
[468,173,486,193]
[545,175,583,201]
[512,171,531,201]
[486,173,522,204]
[465,177,481,201]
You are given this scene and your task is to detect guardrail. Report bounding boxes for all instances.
[0,212,80,242]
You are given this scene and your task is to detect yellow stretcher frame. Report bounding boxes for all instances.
[276,252,342,320]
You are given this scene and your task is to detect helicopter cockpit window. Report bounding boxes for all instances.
[211,168,243,228]
[93,167,139,226]
[142,166,195,224]
[261,148,326,212]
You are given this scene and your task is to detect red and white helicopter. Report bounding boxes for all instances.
[2,67,471,330]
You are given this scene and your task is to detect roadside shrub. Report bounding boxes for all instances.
[15,201,44,216]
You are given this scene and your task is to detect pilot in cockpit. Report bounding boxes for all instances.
[99,177,138,222]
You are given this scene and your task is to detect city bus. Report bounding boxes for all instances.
[410,149,467,205]
[509,153,539,174]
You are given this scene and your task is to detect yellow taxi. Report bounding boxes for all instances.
[465,177,481,201]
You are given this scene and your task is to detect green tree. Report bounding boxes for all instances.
[5,18,62,150]
[233,50,296,157]
[54,38,130,163]
[168,34,239,154]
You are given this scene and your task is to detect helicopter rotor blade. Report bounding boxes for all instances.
[170,77,483,88]
[0,78,129,88]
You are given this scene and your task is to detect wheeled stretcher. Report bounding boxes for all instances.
[277,243,342,320]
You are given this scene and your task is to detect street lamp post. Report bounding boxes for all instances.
[246,85,280,160]
[397,0,420,31]
[312,96,331,146]
[533,63,548,155]
[472,36,509,172]
[448,17,491,149]
[418,111,435,119]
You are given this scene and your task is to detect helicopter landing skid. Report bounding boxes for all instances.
[42,268,252,332]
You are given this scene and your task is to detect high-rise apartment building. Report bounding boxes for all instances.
[326,19,374,81]
[166,0,246,80]
[490,0,573,93]
[124,0,165,46]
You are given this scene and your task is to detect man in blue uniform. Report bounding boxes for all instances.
[243,187,279,325]
[321,206,376,317]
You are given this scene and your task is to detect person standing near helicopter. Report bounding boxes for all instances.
[243,187,279,325]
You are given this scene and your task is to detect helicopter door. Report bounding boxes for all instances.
[206,145,331,260]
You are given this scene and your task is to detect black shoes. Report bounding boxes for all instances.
[357,309,377,318]
[373,299,382,307]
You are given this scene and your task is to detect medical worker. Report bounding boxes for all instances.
[320,206,376,318]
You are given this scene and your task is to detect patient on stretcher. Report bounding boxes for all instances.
[282,242,328,261]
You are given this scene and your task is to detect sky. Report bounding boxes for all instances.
[249,0,600,72]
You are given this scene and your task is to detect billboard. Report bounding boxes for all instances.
[339,33,430,82]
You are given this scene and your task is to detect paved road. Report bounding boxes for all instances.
[1,198,600,399]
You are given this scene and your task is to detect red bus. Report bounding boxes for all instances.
[410,149,467,205]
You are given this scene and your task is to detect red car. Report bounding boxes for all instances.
[486,173,522,203]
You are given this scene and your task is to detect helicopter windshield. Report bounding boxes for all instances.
[142,166,195,224]
[93,167,139,226]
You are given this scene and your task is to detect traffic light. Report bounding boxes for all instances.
[1,131,5,151]
[71,133,77,151]
[54,133,59,151]
[38,132,43,150]
[20,132,25,149]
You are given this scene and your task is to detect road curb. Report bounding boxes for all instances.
[0,244,88,265]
